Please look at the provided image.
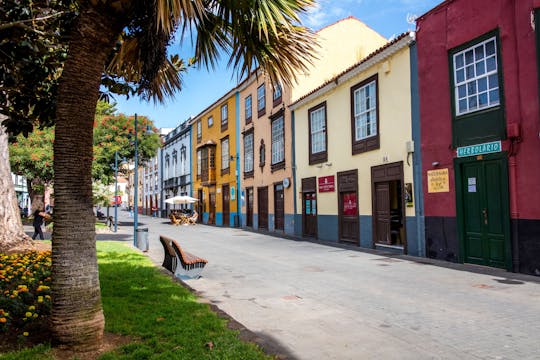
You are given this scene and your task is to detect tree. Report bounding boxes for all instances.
[92,112,160,184]
[0,0,74,252]
[0,116,33,251]
[7,0,317,352]
[9,126,54,206]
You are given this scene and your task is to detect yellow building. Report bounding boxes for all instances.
[238,17,388,235]
[191,89,239,226]
[291,33,422,255]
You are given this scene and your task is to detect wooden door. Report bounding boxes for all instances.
[197,189,203,223]
[374,182,391,244]
[246,187,253,227]
[338,170,359,244]
[302,192,317,237]
[222,184,230,227]
[257,186,268,229]
[458,157,510,269]
[274,184,284,231]
[209,192,216,224]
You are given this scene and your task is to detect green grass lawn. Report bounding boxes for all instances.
[1,242,271,360]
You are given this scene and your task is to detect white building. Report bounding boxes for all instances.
[162,119,192,215]
[142,128,172,216]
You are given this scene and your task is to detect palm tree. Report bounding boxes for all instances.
[52,0,316,351]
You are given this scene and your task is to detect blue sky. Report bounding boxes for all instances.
[114,0,442,129]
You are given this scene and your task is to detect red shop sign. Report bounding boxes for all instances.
[318,175,335,192]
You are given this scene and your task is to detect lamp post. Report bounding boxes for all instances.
[133,114,139,247]
[133,114,153,247]
[114,150,119,232]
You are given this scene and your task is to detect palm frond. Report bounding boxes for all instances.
[189,0,318,86]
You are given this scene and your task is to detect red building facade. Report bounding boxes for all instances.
[417,0,540,275]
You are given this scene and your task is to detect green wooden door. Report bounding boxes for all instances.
[458,156,510,269]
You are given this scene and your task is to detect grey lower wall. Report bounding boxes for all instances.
[284,214,295,235]
[359,216,372,248]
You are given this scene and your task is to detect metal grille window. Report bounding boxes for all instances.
[271,115,284,165]
[453,37,499,115]
[353,80,377,141]
[310,106,326,154]
[244,132,254,172]
[221,137,229,170]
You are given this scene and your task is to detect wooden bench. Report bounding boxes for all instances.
[159,236,177,273]
[159,235,208,279]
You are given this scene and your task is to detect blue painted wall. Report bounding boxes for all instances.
[269,214,275,232]
[360,216,372,248]
[216,212,223,226]
[294,214,302,236]
[284,214,295,235]
[203,212,209,224]
[317,215,338,243]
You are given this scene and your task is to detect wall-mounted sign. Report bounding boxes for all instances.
[283,177,291,188]
[318,175,335,192]
[230,186,236,200]
[427,168,449,193]
[457,140,501,158]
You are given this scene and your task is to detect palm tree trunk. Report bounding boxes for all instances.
[0,119,33,252]
[51,7,124,351]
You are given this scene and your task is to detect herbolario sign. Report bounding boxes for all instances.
[456,140,502,158]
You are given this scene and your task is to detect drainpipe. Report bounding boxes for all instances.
[291,110,298,235]
[508,1,522,272]
[235,91,241,227]
[409,40,426,257]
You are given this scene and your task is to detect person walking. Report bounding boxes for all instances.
[32,206,47,240]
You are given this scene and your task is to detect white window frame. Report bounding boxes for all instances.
[221,137,229,170]
[244,132,254,173]
[208,115,213,127]
[453,36,500,116]
[310,105,326,154]
[353,80,377,141]
[271,115,284,165]
[257,84,266,112]
[221,104,228,125]
[273,84,282,101]
[245,95,252,120]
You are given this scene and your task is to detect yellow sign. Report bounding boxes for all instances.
[427,168,449,193]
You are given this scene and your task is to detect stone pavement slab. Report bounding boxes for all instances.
[119,211,540,359]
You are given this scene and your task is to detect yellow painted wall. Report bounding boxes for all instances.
[294,44,415,217]
[291,17,387,103]
[192,92,238,217]
[237,16,388,227]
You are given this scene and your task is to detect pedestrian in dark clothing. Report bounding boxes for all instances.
[32,208,46,240]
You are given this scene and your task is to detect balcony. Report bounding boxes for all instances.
[201,168,216,186]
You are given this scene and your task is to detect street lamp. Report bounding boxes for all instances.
[133,114,153,247]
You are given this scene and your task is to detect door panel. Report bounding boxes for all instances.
[209,192,216,225]
[258,187,268,229]
[302,192,317,237]
[246,188,253,227]
[274,184,284,231]
[197,189,203,223]
[338,170,359,244]
[460,158,508,268]
[340,191,358,243]
[222,184,230,227]
[374,182,391,244]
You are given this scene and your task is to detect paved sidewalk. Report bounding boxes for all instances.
[116,211,540,359]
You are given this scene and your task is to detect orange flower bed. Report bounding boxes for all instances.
[0,251,52,339]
